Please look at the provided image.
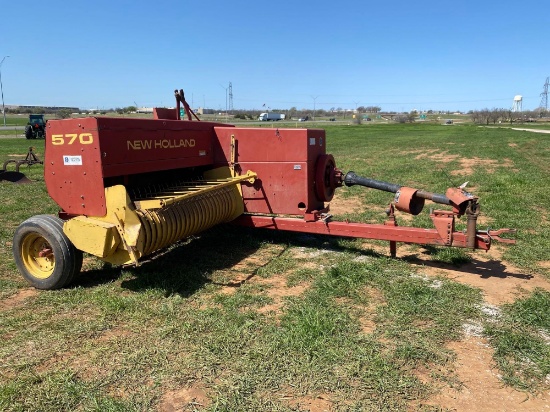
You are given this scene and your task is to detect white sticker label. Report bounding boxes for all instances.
[63,155,82,166]
[199,150,206,156]
[309,138,315,145]
[294,165,302,170]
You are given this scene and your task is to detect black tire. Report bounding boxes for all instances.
[25,125,33,139]
[13,215,83,290]
[43,215,83,285]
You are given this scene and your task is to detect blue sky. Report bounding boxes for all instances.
[1,0,548,112]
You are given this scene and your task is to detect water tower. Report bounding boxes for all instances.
[512,95,523,112]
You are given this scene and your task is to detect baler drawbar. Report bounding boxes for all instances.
[12,90,515,290]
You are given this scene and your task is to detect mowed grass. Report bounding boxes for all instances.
[0,123,549,411]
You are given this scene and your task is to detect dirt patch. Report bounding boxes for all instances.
[82,256,96,266]
[359,241,550,306]
[0,288,38,311]
[406,149,456,162]
[214,249,312,314]
[257,273,310,315]
[35,352,107,382]
[287,393,335,412]
[424,336,550,411]
[292,246,340,260]
[534,206,549,225]
[416,247,550,305]
[394,210,414,223]
[159,383,211,412]
[216,247,286,295]
[408,149,516,176]
[229,254,272,273]
[358,286,386,333]
[328,191,363,216]
[420,150,460,163]
[96,326,135,342]
[71,356,106,381]
[361,241,418,259]
[450,157,515,176]
[476,214,494,226]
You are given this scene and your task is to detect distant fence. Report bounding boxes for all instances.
[0,126,24,138]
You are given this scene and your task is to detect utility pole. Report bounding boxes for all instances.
[0,55,10,127]
[228,82,233,112]
[311,95,319,121]
[219,83,228,113]
[219,83,229,122]
[540,77,549,113]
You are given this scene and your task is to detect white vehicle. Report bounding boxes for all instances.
[258,112,285,121]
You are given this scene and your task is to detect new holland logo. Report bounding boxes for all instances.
[127,139,196,150]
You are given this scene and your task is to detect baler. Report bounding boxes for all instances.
[12,91,515,289]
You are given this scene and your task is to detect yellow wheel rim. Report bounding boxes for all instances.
[20,233,55,279]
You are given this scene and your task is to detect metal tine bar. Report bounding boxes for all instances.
[129,173,256,204]
[131,179,234,200]
[134,186,214,200]
[148,185,219,195]
[130,181,200,199]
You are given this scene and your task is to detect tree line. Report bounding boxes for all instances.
[6,104,548,123]
[468,108,545,124]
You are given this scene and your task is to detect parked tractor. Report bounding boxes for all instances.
[25,114,46,139]
[12,89,516,290]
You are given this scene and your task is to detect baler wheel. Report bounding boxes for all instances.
[13,215,83,290]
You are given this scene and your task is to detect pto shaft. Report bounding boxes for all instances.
[343,172,451,206]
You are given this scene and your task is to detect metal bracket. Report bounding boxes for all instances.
[320,213,332,225]
[484,227,517,244]
[430,210,455,245]
[230,134,236,176]
[113,209,140,266]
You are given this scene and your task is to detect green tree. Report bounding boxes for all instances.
[288,106,297,119]
[56,109,72,119]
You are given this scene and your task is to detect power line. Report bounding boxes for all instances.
[234,96,529,108]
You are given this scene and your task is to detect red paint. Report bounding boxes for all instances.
[42,115,514,252]
[213,127,327,215]
[233,215,492,250]
[45,117,230,216]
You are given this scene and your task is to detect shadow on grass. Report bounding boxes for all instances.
[401,245,532,280]
[72,225,379,296]
[72,224,524,299]
[71,264,123,289]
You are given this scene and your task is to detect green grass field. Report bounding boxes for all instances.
[1,123,549,411]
